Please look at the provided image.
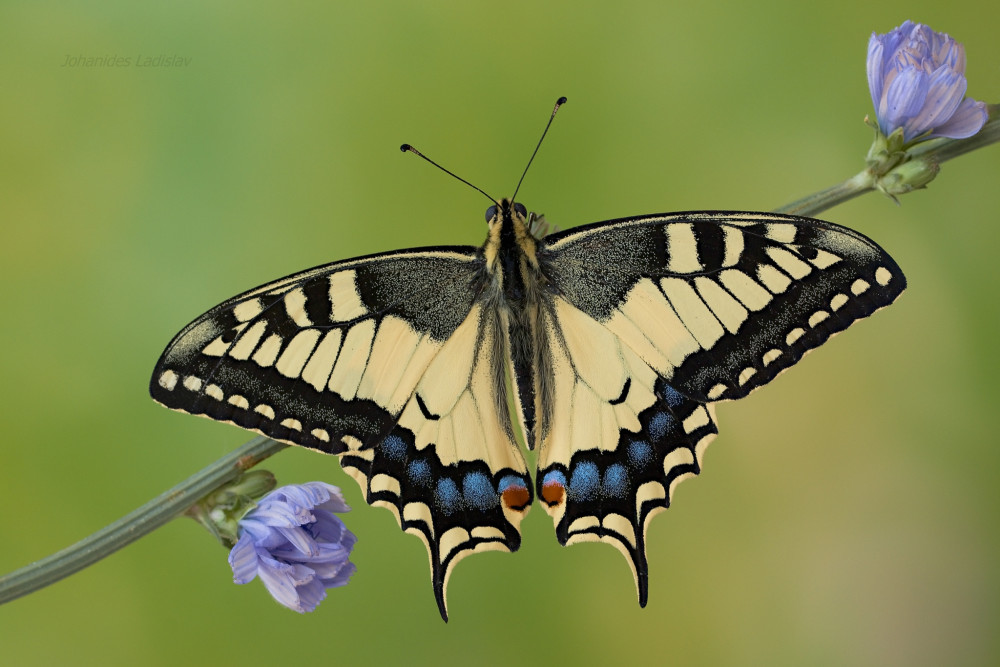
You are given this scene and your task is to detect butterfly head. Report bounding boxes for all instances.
[485,198,528,228]
[483,198,538,276]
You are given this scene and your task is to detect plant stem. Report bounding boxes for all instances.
[0,436,287,605]
[774,169,876,216]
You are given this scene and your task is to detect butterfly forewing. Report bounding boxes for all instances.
[541,212,905,402]
[153,249,477,445]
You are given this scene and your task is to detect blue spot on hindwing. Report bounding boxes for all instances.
[603,463,628,498]
[568,461,600,501]
[628,440,654,468]
[661,384,685,408]
[463,472,496,511]
[499,474,527,493]
[542,470,567,487]
[407,460,432,487]
[647,411,673,443]
[382,434,407,461]
[435,478,462,515]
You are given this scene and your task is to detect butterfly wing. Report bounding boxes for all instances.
[150,247,532,620]
[534,211,905,602]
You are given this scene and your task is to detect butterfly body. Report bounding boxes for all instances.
[152,196,904,619]
[483,199,546,448]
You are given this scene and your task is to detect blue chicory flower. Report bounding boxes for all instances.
[228,482,356,613]
[867,20,987,143]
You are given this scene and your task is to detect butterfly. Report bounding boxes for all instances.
[150,99,905,620]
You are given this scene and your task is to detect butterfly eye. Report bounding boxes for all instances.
[485,205,498,222]
[513,202,527,217]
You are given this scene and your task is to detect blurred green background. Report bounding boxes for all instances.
[1,1,997,665]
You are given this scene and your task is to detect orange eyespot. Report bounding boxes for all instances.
[541,481,565,506]
[501,485,530,511]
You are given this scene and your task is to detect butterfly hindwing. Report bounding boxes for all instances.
[338,303,533,620]
[535,295,718,603]
[532,211,904,601]
[150,247,532,619]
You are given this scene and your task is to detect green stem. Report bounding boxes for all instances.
[774,170,876,216]
[0,436,287,605]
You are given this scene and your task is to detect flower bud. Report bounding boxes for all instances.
[868,21,987,144]
[228,482,357,613]
[877,156,940,197]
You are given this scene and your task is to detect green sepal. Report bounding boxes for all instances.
[865,124,907,174]
[863,121,942,202]
[185,470,277,548]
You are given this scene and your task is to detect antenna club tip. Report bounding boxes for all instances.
[556,96,568,105]
[400,143,412,153]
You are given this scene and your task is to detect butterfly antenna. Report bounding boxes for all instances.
[400,144,496,205]
[512,96,567,202]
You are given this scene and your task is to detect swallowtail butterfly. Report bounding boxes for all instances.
[151,99,905,620]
